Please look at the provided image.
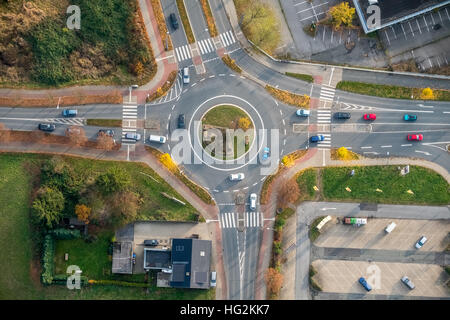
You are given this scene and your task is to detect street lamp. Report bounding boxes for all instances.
[129,84,138,103]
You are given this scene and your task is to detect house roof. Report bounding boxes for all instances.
[353,0,450,33]
[143,248,171,270]
[111,241,133,274]
[169,238,211,289]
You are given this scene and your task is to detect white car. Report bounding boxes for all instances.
[210,271,216,287]
[229,173,245,181]
[183,67,190,84]
[249,193,257,211]
[125,132,141,141]
[415,236,427,249]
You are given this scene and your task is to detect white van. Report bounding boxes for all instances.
[385,222,396,233]
[149,135,166,144]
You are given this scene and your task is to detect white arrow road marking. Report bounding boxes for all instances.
[415,150,432,156]
[320,208,336,211]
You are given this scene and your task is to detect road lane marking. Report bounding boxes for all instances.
[381,145,392,148]
[361,146,372,149]
[401,144,412,147]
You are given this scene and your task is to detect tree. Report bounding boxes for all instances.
[66,126,87,146]
[32,186,65,228]
[277,178,300,208]
[75,204,91,224]
[160,153,177,173]
[238,117,251,130]
[96,167,131,195]
[420,87,435,100]
[329,2,355,30]
[133,61,144,76]
[96,131,115,150]
[281,154,294,167]
[265,267,284,296]
[110,190,141,224]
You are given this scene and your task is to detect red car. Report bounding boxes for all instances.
[363,113,376,120]
[407,134,423,141]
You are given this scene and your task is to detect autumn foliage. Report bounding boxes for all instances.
[199,0,218,37]
[75,204,91,224]
[160,153,178,173]
[420,87,435,100]
[277,178,300,209]
[266,85,310,108]
[66,126,87,146]
[329,1,356,30]
[96,132,115,151]
[265,268,284,298]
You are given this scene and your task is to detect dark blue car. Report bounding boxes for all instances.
[310,135,324,143]
[359,277,372,291]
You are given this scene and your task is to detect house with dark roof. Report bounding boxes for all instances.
[353,0,450,33]
[144,238,212,289]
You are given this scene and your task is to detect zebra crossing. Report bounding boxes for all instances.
[173,30,237,62]
[317,109,331,124]
[45,118,84,126]
[219,30,236,47]
[219,212,263,229]
[320,85,336,102]
[122,104,138,143]
[317,133,331,150]
[147,72,182,105]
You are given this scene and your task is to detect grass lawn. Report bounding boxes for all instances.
[296,168,317,201]
[285,72,314,83]
[336,81,450,101]
[322,166,450,205]
[0,153,211,299]
[202,105,253,129]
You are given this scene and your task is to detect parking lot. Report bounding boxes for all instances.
[379,5,450,70]
[311,260,450,298]
[315,218,450,252]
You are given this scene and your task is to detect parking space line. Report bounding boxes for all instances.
[416,19,422,34]
[438,10,443,24]
[322,27,326,41]
[436,57,441,68]
[423,16,429,32]
[299,14,316,22]
[428,58,433,68]
[294,1,308,6]
[430,13,435,25]
[384,30,391,45]
[446,8,450,21]
[408,21,415,37]
[401,23,407,39]
[390,26,397,39]
[331,29,334,43]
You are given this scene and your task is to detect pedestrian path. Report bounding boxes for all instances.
[319,84,336,102]
[46,118,85,126]
[122,104,138,143]
[219,212,263,229]
[174,30,237,63]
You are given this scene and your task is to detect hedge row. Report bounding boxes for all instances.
[88,279,149,287]
[41,235,55,285]
[50,228,81,240]
[53,274,89,286]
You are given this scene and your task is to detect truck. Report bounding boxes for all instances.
[343,217,367,226]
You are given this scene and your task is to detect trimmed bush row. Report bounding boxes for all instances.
[176,0,196,43]
[265,85,310,108]
[41,235,55,285]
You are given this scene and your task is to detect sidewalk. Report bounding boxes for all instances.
[256,148,449,300]
[0,1,177,106]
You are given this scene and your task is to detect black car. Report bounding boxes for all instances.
[38,123,56,132]
[433,23,441,30]
[169,13,178,30]
[178,114,185,129]
[98,129,115,137]
[144,239,158,246]
[334,112,351,120]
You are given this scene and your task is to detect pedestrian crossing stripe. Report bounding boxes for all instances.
[219,30,236,47]
[45,118,85,126]
[220,212,263,228]
[175,44,192,62]
[320,85,336,102]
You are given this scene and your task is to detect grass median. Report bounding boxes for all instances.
[176,0,195,44]
[86,119,122,127]
[336,81,450,101]
[285,72,314,83]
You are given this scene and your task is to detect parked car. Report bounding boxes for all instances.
[262,147,270,161]
[334,112,351,120]
[344,217,367,226]
[433,23,441,30]
[38,123,56,132]
[125,132,141,141]
[249,193,257,211]
[296,109,310,117]
[403,114,417,121]
[384,222,396,233]
[62,109,77,117]
[363,113,376,120]
[210,271,217,287]
[169,13,179,30]
[66,126,82,135]
[178,114,185,129]
[148,135,166,144]
[310,135,324,143]
[229,173,245,181]
[415,236,427,249]
[407,134,423,141]
[401,276,415,290]
[359,277,372,292]
[144,239,158,246]
[182,67,190,84]
[98,129,115,137]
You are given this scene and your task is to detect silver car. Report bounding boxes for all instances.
[249,193,257,211]
[401,276,415,290]
[229,173,245,181]
[125,132,141,141]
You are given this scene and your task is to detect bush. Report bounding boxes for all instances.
[88,279,149,287]
[266,85,310,108]
[50,228,82,240]
[32,186,65,228]
[53,274,89,286]
[96,167,131,195]
[41,235,55,285]
[222,55,242,74]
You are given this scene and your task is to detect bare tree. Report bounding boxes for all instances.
[96,131,115,151]
[277,178,300,209]
[66,126,87,146]
[0,123,11,143]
